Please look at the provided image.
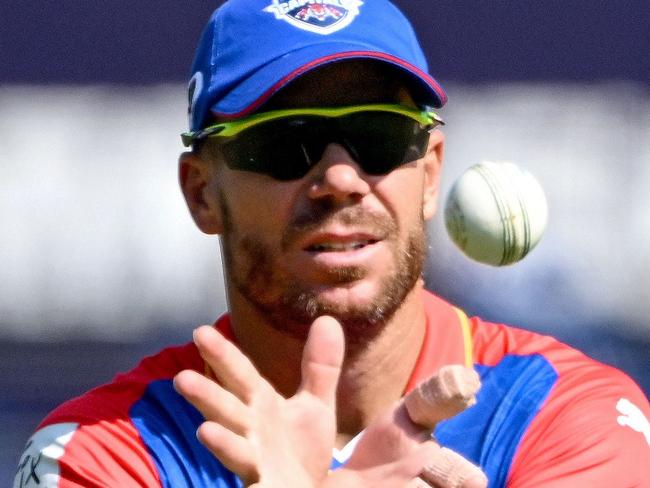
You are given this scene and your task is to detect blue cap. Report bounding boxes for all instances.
[187,0,447,131]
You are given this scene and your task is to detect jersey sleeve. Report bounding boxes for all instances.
[13,341,207,488]
[13,338,244,488]
[13,419,161,488]
[507,361,650,487]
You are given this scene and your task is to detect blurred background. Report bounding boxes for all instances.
[1,0,648,483]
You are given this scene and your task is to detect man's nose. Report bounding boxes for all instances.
[306,143,371,202]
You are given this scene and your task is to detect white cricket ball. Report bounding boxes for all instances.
[444,161,548,266]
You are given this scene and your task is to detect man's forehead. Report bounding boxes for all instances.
[263,60,414,110]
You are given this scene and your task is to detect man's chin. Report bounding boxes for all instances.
[259,282,406,344]
[307,280,382,307]
[268,304,390,344]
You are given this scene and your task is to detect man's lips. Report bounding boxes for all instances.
[300,232,382,253]
[306,240,378,252]
[292,229,390,279]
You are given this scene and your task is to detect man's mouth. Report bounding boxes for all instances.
[306,240,378,252]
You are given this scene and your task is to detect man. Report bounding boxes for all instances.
[15,0,650,487]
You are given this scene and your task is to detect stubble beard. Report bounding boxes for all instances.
[220,197,427,344]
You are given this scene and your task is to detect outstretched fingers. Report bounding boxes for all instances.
[191,325,264,402]
[196,421,259,485]
[175,321,342,487]
[174,325,266,434]
[174,369,249,434]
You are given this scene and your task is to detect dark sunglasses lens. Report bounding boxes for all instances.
[342,112,430,175]
[221,117,327,180]
[220,111,430,180]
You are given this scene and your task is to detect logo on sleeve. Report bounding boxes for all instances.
[14,423,78,487]
[264,0,364,35]
[616,398,650,446]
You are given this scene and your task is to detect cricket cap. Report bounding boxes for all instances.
[187,0,447,132]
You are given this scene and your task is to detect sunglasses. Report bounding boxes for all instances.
[181,104,444,181]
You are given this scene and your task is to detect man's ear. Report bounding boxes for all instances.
[422,129,445,220]
[178,151,224,234]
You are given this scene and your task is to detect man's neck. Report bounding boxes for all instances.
[334,290,426,441]
[227,284,428,442]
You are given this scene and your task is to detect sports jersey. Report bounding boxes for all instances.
[14,291,650,487]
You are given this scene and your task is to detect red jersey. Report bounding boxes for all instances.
[14,292,650,487]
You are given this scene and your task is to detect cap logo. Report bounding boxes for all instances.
[264,0,363,35]
[187,71,204,128]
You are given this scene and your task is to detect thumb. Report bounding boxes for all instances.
[299,315,345,405]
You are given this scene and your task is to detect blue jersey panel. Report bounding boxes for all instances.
[435,354,558,488]
[128,357,557,487]
[130,379,243,488]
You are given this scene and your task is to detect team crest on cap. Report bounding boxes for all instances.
[187,71,204,129]
[264,0,363,35]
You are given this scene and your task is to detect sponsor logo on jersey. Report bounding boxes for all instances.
[264,0,364,35]
[616,398,650,446]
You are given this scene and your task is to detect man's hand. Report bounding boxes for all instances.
[174,316,343,487]
[343,366,486,488]
[174,316,487,487]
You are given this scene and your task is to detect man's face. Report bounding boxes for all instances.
[190,62,443,340]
